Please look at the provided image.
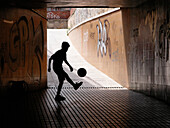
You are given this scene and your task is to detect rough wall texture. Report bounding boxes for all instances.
[47,10,70,29]
[122,0,170,103]
[68,0,170,104]
[0,8,47,92]
[68,10,129,88]
[47,19,68,29]
[47,10,70,19]
[68,8,114,29]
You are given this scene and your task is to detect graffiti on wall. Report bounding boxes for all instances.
[145,10,158,39]
[83,30,88,43]
[47,12,60,19]
[0,16,44,85]
[96,19,111,58]
[144,9,170,62]
[0,42,6,74]
[47,11,70,19]
[132,28,139,38]
[112,47,119,62]
[8,16,29,72]
[158,13,170,62]
[90,32,95,39]
[27,17,44,83]
[89,23,95,39]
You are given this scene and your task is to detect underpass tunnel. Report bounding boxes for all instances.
[0,0,170,104]
[0,0,170,127]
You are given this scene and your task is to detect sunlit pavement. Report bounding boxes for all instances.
[0,29,170,128]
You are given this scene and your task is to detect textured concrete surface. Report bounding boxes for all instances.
[47,19,68,29]
[68,8,114,29]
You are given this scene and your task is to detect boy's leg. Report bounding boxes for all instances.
[55,79,66,101]
[64,72,75,86]
[64,72,83,90]
[54,70,66,101]
[57,80,64,96]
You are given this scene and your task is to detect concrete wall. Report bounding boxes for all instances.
[68,9,129,88]
[47,9,70,29]
[122,0,170,103]
[68,8,114,29]
[47,10,70,19]
[68,0,170,104]
[0,8,47,92]
[47,19,68,29]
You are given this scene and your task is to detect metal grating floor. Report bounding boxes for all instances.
[1,88,170,128]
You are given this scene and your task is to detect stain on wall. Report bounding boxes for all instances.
[69,10,129,88]
[0,8,47,91]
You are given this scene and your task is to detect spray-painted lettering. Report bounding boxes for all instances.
[0,16,44,85]
[158,13,170,61]
[96,19,111,57]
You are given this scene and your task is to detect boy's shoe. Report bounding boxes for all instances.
[55,95,66,101]
[74,82,83,90]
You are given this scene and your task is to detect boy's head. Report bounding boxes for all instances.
[61,41,70,51]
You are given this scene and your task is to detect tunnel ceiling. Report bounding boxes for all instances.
[4,0,148,8]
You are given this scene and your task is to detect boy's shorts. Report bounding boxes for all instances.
[54,68,67,82]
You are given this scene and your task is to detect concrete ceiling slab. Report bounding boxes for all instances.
[4,0,148,8]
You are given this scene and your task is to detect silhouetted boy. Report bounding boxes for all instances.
[48,41,83,101]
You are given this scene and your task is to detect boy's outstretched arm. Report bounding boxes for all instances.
[65,60,73,72]
[48,57,52,72]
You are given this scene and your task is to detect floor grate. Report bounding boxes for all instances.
[1,88,170,128]
[48,86,125,90]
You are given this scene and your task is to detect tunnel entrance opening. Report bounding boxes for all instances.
[46,8,125,90]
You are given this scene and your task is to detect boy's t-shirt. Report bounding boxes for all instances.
[51,49,66,71]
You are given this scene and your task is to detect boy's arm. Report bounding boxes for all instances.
[65,60,73,72]
[48,57,52,72]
